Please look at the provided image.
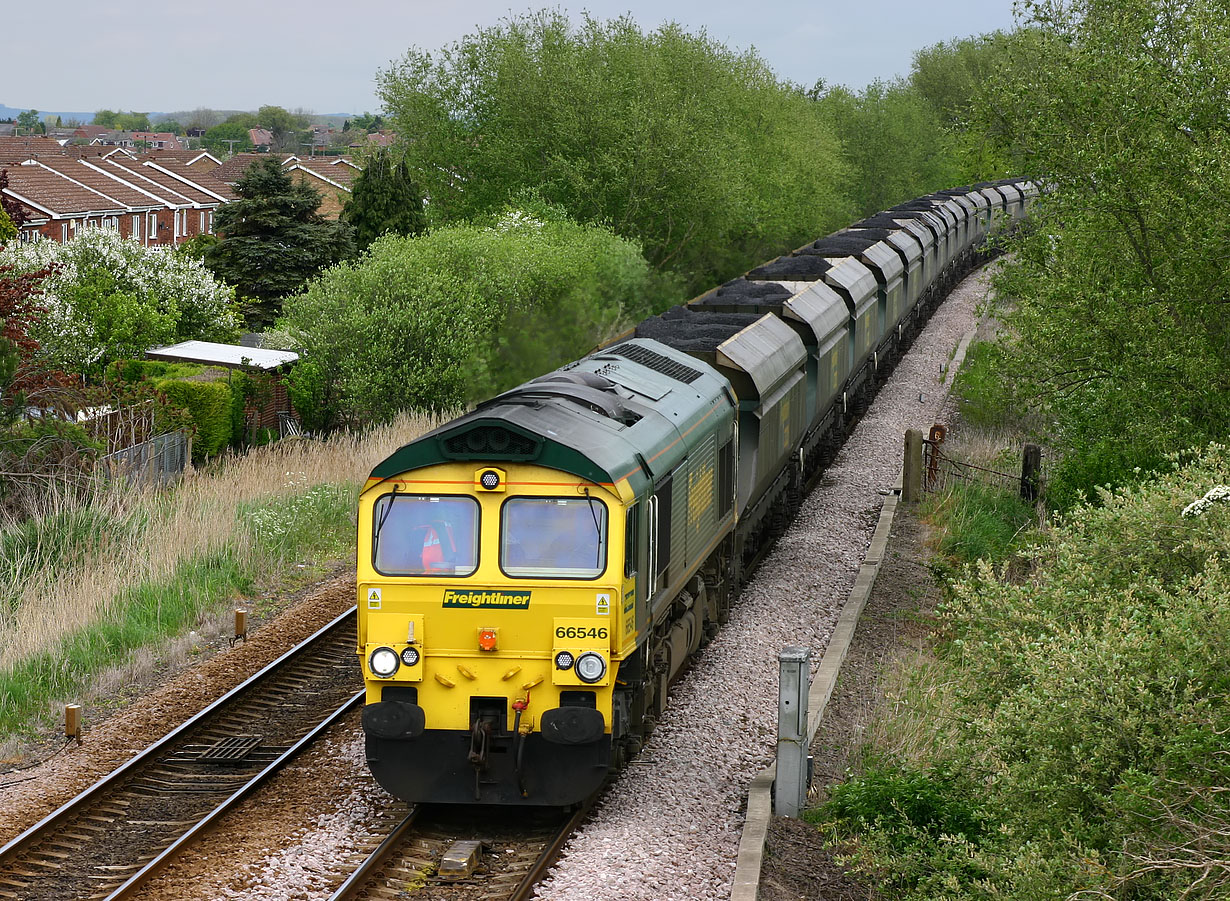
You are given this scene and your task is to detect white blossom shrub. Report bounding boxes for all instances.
[0,229,240,373]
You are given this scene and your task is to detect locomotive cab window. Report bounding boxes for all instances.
[372,494,479,576]
[501,497,607,579]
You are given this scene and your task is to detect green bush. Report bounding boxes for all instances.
[830,444,1230,900]
[278,199,672,429]
[111,359,206,383]
[157,379,232,461]
[815,763,986,847]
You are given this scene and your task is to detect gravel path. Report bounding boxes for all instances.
[533,266,993,901]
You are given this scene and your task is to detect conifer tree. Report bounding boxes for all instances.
[342,150,428,250]
[205,158,353,327]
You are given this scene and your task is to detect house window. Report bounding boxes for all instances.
[61,222,70,241]
[148,212,157,241]
[132,214,140,238]
[199,211,206,233]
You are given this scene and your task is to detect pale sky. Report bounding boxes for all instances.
[8,1,1021,117]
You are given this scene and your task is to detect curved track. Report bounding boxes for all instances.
[0,608,361,901]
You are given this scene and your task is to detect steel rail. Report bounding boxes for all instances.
[104,690,364,900]
[327,807,421,901]
[0,605,357,867]
[507,801,591,901]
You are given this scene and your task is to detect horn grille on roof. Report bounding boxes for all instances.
[607,343,704,384]
[442,426,540,459]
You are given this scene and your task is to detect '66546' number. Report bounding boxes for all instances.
[555,626,607,640]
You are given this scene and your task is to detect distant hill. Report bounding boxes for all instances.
[2,103,359,128]
[0,103,143,125]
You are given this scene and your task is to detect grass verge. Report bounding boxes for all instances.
[808,443,1230,901]
[0,413,441,738]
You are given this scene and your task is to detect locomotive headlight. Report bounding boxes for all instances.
[574,651,607,683]
[401,646,420,666]
[369,646,400,678]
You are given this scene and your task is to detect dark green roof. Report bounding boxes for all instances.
[369,339,735,496]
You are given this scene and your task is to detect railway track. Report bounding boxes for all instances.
[331,802,589,901]
[0,607,361,901]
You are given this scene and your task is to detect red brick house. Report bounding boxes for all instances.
[0,136,360,242]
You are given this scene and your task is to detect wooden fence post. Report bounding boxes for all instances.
[1021,443,1042,501]
[903,430,923,502]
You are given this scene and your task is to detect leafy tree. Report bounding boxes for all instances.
[377,11,848,293]
[342,150,427,249]
[175,233,219,261]
[205,157,353,327]
[155,119,183,135]
[351,112,384,133]
[909,29,1044,179]
[187,108,222,131]
[0,263,98,519]
[16,110,43,134]
[224,112,260,129]
[92,109,119,127]
[811,79,963,217]
[113,111,151,132]
[203,122,254,155]
[257,105,308,151]
[277,200,667,429]
[975,0,1230,506]
[0,208,15,247]
[0,171,26,231]
[0,230,239,376]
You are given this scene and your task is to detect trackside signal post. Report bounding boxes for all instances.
[776,646,811,817]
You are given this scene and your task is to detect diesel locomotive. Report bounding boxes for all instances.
[355,179,1037,805]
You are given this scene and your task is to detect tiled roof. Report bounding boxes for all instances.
[214,152,286,184]
[32,158,161,210]
[1,162,128,216]
[0,135,101,164]
[288,157,358,190]
[249,128,274,147]
[139,149,222,169]
[96,159,196,207]
[144,159,235,202]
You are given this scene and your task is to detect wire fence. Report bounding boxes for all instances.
[98,430,190,487]
[918,426,1046,501]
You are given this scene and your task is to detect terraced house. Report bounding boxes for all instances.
[0,135,360,245]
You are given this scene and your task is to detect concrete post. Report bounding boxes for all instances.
[775,646,811,817]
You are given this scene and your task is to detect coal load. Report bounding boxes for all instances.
[746,255,831,281]
[851,214,907,230]
[693,278,793,308]
[635,306,761,353]
[796,234,881,257]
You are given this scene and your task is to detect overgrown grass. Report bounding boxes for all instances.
[810,443,1230,901]
[921,481,1036,566]
[0,550,249,728]
[0,413,442,736]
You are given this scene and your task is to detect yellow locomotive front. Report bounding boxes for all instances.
[358,458,637,805]
[357,342,738,805]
